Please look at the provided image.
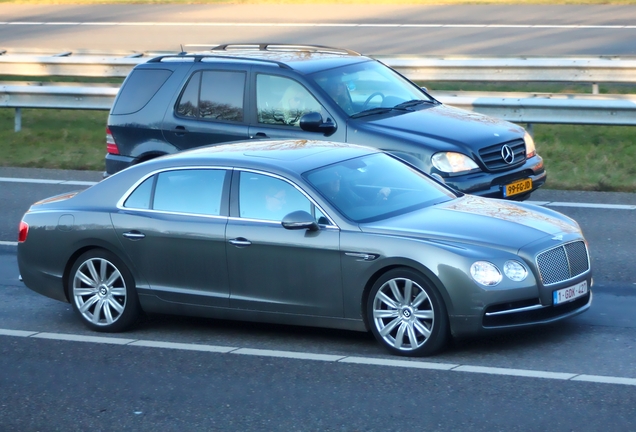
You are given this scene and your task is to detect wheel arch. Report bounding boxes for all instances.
[62,240,139,303]
[360,260,453,332]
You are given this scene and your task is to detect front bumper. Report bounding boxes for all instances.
[442,155,546,199]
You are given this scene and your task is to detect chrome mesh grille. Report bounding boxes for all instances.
[536,241,590,285]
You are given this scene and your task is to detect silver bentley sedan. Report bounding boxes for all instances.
[17,140,592,356]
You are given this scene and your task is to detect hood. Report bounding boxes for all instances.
[361,195,580,252]
[352,104,525,153]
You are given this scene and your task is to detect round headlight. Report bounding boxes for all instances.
[470,261,502,286]
[504,260,528,282]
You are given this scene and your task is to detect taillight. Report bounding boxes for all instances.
[106,127,119,155]
[18,221,29,243]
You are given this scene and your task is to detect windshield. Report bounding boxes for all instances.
[304,153,456,223]
[309,60,436,117]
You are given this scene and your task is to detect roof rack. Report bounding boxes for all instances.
[210,43,361,56]
[147,54,292,69]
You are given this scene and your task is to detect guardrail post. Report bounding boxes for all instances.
[14,108,22,132]
[526,123,534,137]
[592,83,599,95]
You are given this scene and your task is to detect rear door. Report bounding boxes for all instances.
[111,168,231,306]
[162,65,250,150]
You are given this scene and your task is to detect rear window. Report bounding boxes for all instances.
[112,69,173,115]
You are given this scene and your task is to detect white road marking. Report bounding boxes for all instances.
[1,22,636,30]
[2,328,636,386]
[0,241,18,247]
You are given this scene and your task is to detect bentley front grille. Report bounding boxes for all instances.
[536,240,590,286]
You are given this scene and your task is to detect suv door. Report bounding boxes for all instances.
[249,72,346,142]
[162,66,250,150]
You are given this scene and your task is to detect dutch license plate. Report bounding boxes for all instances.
[504,178,532,197]
[553,280,588,305]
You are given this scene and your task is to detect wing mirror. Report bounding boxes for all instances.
[299,112,337,136]
[281,210,319,231]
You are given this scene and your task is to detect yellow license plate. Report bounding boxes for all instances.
[504,178,532,197]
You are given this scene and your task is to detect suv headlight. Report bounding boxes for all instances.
[524,132,536,158]
[470,261,502,286]
[431,152,479,174]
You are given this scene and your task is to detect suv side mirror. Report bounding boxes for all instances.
[300,112,337,136]
[281,211,319,231]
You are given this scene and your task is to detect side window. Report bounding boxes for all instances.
[112,69,173,115]
[176,70,246,122]
[152,169,226,216]
[256,75,322,127]
[123,176,155,209]
[239,172,313,222]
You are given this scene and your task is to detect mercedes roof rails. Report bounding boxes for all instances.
[147,53,293,69]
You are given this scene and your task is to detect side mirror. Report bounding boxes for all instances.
[299,112,337,136]
[281,210,319,231]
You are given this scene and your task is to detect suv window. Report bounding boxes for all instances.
[124,169,227,216]
[176,70,246,122]
[256,75,322,127]
[112,69,172,115]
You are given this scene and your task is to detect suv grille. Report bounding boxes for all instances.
[479,139,526,171]
[536,241,590,286]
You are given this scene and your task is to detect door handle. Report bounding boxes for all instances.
[174,125,187,136]
[123,231,145,240]
[229,238,252,247]
[251,132,268,139]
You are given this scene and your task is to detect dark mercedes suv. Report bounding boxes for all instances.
[106,44,546,199]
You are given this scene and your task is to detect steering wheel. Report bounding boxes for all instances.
[362,92,385,110]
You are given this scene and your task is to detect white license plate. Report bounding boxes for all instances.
[553,280,588,305]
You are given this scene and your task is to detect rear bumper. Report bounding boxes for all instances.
[105,153,135,177]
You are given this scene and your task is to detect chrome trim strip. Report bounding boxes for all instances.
[485,303,547,317]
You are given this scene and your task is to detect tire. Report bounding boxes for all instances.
[367,268,449,356]
[68,249,140,332]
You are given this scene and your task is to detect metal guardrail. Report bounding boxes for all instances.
[2,53,636,83]
[2,53,636,131]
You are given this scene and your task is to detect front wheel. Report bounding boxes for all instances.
[367,268,449,356]
[68,249,140,332]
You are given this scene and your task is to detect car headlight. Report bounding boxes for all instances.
[470,261,502,286]
[524,132,536,158]
[503,260,528,282]
[431,152,479,174]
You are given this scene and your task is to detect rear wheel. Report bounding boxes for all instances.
[68,249,140,332]
[367,268,449,356]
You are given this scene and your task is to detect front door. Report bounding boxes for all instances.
[226,171,343,317]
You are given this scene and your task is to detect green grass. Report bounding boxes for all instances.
[0,108,107,171]
[1,106,635,192]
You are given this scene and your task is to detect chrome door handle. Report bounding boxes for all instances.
[229,238,251,247]
[123,231,145,240]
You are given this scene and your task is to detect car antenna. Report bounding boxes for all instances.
[178,44,186,56]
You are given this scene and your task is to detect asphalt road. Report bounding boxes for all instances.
[1,4,636,56]
[1,169,636,430]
